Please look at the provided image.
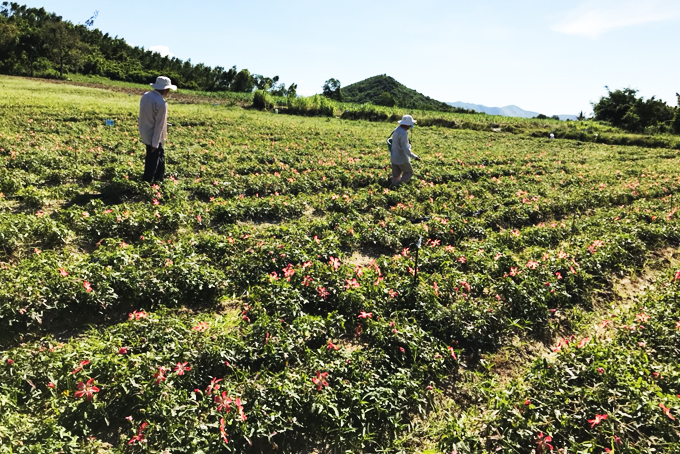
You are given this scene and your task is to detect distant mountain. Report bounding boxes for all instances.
[448,101,577,121]
[342,75,473,113]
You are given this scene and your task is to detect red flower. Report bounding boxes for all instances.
[219,417,228,444]
[128,422,148,445]
[174,362,191,376]
[74,378,100,401]
[192,321,210,332]
[345,278,360,289]
[588,413,608,428]
[312,371,329,391]
[535,432,553,453]
[71,360,90,375]
[48,382,55,389]
[214,391,232,412]
[317,286,329,299]
[327,340,339,350]
[659,403,676,421]
[205,377,223,395]
[118,347,128,354]
[577,337,590,349]
[83,281,93,292]
[153,366,167,385]
[447,346,458,360]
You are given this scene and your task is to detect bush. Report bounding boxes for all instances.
[252,89,274,110]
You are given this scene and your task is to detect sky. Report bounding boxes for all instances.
[16,0,680,116]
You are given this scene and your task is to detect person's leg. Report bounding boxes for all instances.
[142,144,160,183]
[155,145,165,181]
[398,162,414,184]
[391,164,402,185]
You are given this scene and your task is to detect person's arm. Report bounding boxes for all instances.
[150,100,168,149]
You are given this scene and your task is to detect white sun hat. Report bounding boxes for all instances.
[398,114,416,126]
[150,76,177,91]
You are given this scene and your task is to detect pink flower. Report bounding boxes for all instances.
[636,313,650,323]
[214,391,232,412]
[447,346,458,360]
[128,422,148,445]
[192,321,210,332]
[74,378,99,401]
[206,377,222,395]
[118,347,128,354]
[327,340,339,350]
[71,360,90,375]
[597,367,604,374]
[7,359,14,365]
[48,382,56,389]
[83,281,93,292]
[128,310,148,320]
[526,260,539,269]
[577,337,590,349]
[524,399,531,406]
[312,371,329,391]
[317,286,329,299]
[220,417,229,444]
[535,432,554,453]
[660,403,676,420]
[345,278,360,289]
[329,256,340,270]
[153,366,167,385]
[59,268,68,277]
[358,311,373,319]
[174,362,191,376]
[588,413,608,428]
[399,347,405,353]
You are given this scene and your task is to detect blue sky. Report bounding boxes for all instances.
[18,0,680,116]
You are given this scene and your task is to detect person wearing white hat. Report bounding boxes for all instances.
[139,76,177,183]
[390,114,420,186]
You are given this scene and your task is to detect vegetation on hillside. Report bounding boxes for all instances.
[341,74,474,113]
[1,77,679,453]
[0,2,296,94]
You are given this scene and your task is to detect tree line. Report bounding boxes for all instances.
[592,87,680,134]
[0,2,297,95]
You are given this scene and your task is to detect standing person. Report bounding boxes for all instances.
[390,114,421,186]
[139,76,177,183]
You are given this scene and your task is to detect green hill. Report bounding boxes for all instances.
[341,74,471,113]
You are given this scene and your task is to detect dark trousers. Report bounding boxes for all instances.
[143,144,165,183]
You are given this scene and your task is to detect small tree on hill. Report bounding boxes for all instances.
[231,69,254,92]
[376,91,395,107]
[322,78,342,101]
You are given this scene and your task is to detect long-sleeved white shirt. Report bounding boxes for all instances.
[138,90,168,148]
[390,126,418,165]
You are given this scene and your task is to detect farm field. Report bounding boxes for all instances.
[0,75,679,453]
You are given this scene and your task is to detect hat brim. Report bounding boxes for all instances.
[150,83,177,90]
[398,120,416,125]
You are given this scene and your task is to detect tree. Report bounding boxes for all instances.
[43,19,88,76]
[286,83,297,98]
[593,87,674,133]
[577,111,586,121]
[322,78,342,101]
[376,91,395,107]
[231,68,254,92]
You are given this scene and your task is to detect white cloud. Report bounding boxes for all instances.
[552,0,680,38]
[149,45,175,58]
